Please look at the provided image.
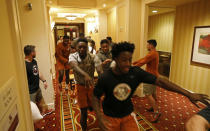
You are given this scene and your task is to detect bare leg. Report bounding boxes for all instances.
[58,70,64,92]
[146,95,158,112]
[186,114,209,131]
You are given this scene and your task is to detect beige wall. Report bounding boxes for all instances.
[117,3,128,42]
[148,12,175,52]
[107,7,117,42]
[170,0,210,96]
[98,11,108,46]
[17,0,54,107]
[106,0,142,61]
[128,0,142,61]
[0,0,33,130]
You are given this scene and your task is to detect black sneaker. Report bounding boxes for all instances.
[151,112,161,123]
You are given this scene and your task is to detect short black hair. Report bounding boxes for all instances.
[24,45,35,56]
[106,36,112,41]
[77,38,88,45]
[147,39,157,47]
[79,33,85,37]
[100,39,109,45]
[63,35,70,40]
[111,42,135,59]
[90,40,95,46]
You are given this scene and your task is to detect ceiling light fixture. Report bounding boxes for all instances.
[66,16,77,21]
[103,4,107,8]
[57,13,86,18]
[152,10,158,13]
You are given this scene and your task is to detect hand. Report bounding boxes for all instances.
[98,115,110,131]
[103,59,112,65]
[43,81,48,89]
[84,74,94,87]
[188,93,210,108]
[132,61,138,66]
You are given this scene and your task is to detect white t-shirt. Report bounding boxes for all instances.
[88,46,96,55]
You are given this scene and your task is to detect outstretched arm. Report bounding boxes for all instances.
[155,76,210,107]
[92,95,109,131]
[133,52,155,67]
[70,61,93,86]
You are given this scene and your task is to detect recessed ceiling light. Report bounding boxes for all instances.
[66,16,77,21]
[152,10,158,13]
[103,4,107,8]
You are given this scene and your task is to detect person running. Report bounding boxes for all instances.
[133,39,160,122]
[55,35,71,92]
[24,45,48,114]
[69,38,103,131]
[97,39,112,72]
[92,42,209,131]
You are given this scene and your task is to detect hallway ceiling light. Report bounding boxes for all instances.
[66,16,77,21]
[103,3,107,8]
[57,13,86,18]
[50,8,58,12]
[152,10,158,13]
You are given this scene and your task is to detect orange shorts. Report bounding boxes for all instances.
[76,84,93,109]
[56,60,70,70]
[104,113,139,131]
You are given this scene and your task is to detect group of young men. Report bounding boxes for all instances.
[24,34,209,131]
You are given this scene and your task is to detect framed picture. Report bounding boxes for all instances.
[191,26,210,66]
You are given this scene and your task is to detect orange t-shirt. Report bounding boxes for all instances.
[55,42,71,64]
[133,50,159,76]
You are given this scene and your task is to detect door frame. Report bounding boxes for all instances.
[53,22,85,43]
[6,0,34,130]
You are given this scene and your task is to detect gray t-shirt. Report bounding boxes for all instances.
[97,50,112,71]
[69,52,101,85]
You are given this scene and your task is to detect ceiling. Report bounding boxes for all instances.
[46,0,119,9]
[149,0,199,8]
[149,7,175,16]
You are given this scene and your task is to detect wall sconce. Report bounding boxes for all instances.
[27,3,32,10]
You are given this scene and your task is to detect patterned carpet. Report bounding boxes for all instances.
[34,80,61,131]
[34,73,205,131]
[133,87,205,131]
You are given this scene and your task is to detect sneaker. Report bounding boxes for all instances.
[42,109,54,117]
[151,112,161,123]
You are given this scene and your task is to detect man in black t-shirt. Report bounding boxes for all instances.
[92,42,210,131]
[24,45,48,114]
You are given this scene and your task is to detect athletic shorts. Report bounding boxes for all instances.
[30,88,43,103]
[197,106,210,123]
[56,60,70,70]
[104,112,139,131]
[76,84,93,109]
[143,83,156,95]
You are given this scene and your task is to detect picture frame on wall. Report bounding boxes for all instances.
[191,26,210,66]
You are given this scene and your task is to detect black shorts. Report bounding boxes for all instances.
[197,105,210,123]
